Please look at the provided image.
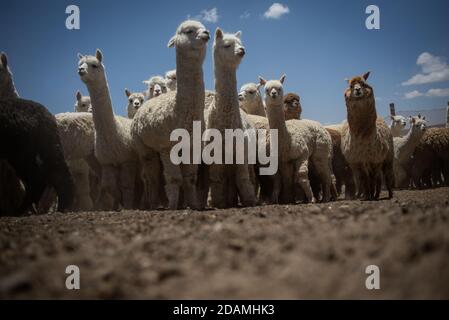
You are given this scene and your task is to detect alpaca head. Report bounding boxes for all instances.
[77,49,105,85]
[125,89,145,118]
[214,28,245,69]
[142,76,167,99]
[259,75,286,107]
[409,114,427,137]
[0,52,12,87]
[283,93,302,120]
[345,72,373,101]
[238,82,262,108]
[74,90,92,112]
[167,20,210,61]
[390,115,407,134]
[165,69,177,91]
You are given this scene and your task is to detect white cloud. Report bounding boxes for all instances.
[240,11,251,19]
[190,8,219,23]
[402,52,449,86]
[403,87,449,99]
[404,90,423,99]
[427,88,449,97]
[264,3,290,19]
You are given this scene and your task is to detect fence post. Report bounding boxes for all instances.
[446,101,449,128]
[389,103,396,117]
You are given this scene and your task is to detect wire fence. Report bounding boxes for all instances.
[385,104,448,128]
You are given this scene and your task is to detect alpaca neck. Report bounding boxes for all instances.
[85,73,117,136]
[265,101,289,141]
[346,98,377,138]
[243,97,266,116]
[390,124,402,137]
[0,73,19,99]
[214,62,239,114]
[175,51,205,121]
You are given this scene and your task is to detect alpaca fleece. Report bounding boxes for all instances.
[0,98,74,214]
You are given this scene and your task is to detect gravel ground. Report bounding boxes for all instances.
[1,188,449,299]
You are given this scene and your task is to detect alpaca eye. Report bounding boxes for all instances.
[186,30,193,34]
[92,65,98,69]
[224,44,231,48]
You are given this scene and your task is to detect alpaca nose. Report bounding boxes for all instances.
[237,48,245,57]
[78,67,86,75]
[199,30,210,41]
[238,93,244,101]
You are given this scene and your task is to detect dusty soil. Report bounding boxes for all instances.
[1,188,449,299]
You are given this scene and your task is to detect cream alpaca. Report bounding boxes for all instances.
[205,28,256,208]
[260,75,315,203]
[78,49,139,209]
[341,72,394,200]
[238,83,266,116]
[165,69,177,91]
[393,115,427,188]
[75,91,92,112]
[390,115,407,137]
[125,89,145,119]
[142,76,168,100]
[132,20,210,210]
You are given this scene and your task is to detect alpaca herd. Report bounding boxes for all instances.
[1,20,449,216]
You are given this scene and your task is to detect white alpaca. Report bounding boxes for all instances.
[125,89,145,119]
[78,49,139,210]
[165,69,177,91]
[142,76,168,100]
[393,115,427,188]
[390,115,407,137]
[74,91,92,112]
[238,83,266,116]
[260,75,315,203]
[132,20,210,210]
[204,28,256,208]
[0,52,19,99]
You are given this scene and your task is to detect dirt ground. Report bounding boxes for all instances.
[1,188,449,299]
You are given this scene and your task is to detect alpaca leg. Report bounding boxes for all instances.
[97,165,120,210]
[180,163,200,210]
[197,163,210,209]
[209,164,226,208]
[140,152,162,209]
[279,162,295,204]
[120,161,136,210]
[160,151,182,210]
[311,156,332,203]
[372,165,382,200]
[383,160,394,199]
[295,159,316,203]
[235,164,257,207]
[226,173,238,208]
[344,171,356,200]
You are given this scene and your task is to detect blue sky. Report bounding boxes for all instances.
[1,0,449,124]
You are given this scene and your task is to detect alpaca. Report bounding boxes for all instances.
[325,128,355,199]
[78,49,139,210]
[341,72,394,200]
[393,115,427,188]
[132,20,210,210]
[0,52,19,99]
[204,28,256,208]
[125,89,145,119]
[75,91,92,112]
[390,115,407,138]
[165,69,177,91]
[260,75,315,203]
[283,93,301,120]
[238,83,266,116]
[0,98,74,214]
[411,126,449,188]
[142,76,168,100]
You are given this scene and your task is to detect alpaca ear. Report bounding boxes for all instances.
[279,74,286,84]
[76,91,82,101]
[390,115,395,120]
[215,28,223,40]
[422,116,426,120]
[258,76,267,86]
[95,49,103,62]
[256,83,262,90]
[167,35,176,48]
[411,117,416,124]
[125,89,131,97]
[77,53,84,60]
[0,52,7,68]
[362,71,370,81]
[142,80,150,85]
[235,31,242,39]
[344,78,350,83]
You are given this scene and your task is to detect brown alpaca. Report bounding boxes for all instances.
[341,72,394,200]
[283,93,302,120]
